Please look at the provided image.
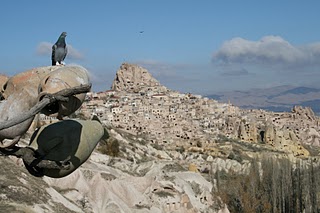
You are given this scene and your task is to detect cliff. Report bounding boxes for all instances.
[111,63,168,94]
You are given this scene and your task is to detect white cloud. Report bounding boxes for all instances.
[66,45,84,59]
[36,42,52,55]
[36,42,84,59]
[212,36,320,69]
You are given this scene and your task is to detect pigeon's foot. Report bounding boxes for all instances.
[55,62,65,66]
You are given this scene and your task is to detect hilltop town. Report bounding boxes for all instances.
[2,63,320,212]
[79,63,320,161]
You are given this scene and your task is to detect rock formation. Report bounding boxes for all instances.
[292,105,316,121]
[104,64,318,157]
[111,63,168,93]
[3,63,320,212]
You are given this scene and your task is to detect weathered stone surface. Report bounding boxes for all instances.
[292,105,316,120]
[111,63,167,93]
[1,66,57,100]
[0,74,9,97]
[3,63,320,212]
[0,156,82,213]
[0,67,57,145]
[0,89,36,142]
[38,65,90,119]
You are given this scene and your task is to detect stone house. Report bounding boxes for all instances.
[111,106,122,114]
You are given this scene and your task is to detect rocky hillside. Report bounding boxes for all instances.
[2,63,320,212]
[93,64,320,158]
[2,122,319,212]
[1,129,233,213]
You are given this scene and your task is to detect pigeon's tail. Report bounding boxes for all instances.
[52,60,56,66]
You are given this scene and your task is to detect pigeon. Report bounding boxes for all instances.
[52,32,67,66]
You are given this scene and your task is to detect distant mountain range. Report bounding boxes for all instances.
[206,86,320,114]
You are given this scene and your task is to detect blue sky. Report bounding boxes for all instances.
[1,1,320,95]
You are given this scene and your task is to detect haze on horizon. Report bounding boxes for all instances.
[1,1,320,95]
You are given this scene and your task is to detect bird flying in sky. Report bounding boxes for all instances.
[51,32,68,66]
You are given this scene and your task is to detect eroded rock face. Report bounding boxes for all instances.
[0,90,36,142]
[1,66,58,100]
[0,67,56,146]
[238,122,258,142]
[266,126,309,156]
[0,156,82,213]
[44,154,218,213]
[237,121,309,157]
[38,65,90,119]
[0,74,9,99]
[292,105,316,121]
[111,63,165,93]
[0,150,227,213]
